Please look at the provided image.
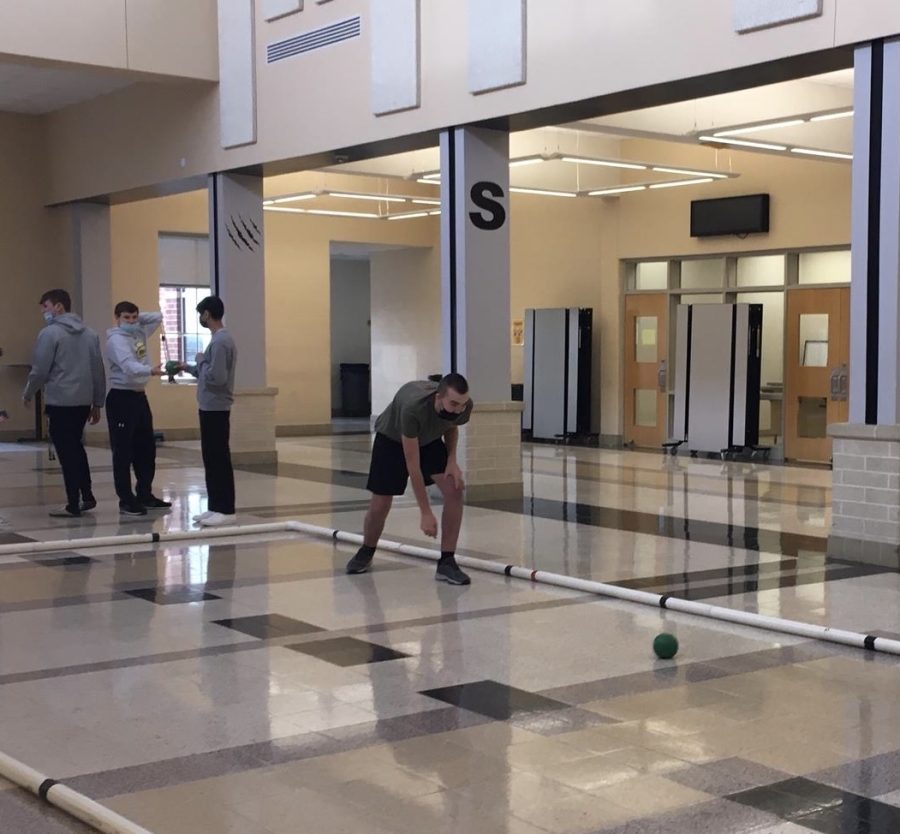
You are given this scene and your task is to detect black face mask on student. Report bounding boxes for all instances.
[439,408,457,421]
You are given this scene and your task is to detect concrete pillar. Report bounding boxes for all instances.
[830,38,900,553]
[209,173,278,465]
[440,127,523,501]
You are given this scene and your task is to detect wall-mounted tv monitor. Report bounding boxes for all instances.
[691,194,770,237]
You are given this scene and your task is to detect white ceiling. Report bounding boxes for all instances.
[0,60,134,114]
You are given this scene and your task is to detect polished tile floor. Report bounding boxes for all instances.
[0,436,898,833]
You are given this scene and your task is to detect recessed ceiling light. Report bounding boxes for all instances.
[699,136,788,151]
[713,119,805,137]
[790,148,853,160]
[652,166,729,179]
[648,178,715,189]
[587,186,647,196]
[561,155,647,171]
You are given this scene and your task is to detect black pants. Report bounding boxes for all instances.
[106,389,156,503]
[200,410,235,514]
[45,405,92,511]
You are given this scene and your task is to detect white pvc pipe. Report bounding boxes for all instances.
[285,520,900,657]
[3,518,900,657]
[0,751,152,834]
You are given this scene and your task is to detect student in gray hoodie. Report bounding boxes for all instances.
[177,295,237,528]
[23,289,106,518]
[105,301,171,516]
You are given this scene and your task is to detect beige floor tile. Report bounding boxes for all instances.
[592,773,713,816]
[585,684,740,721]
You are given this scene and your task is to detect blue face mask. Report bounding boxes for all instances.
[42,311,54,323]
[119,322,140,336]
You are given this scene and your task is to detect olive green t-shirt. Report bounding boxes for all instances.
[374,380,473,445]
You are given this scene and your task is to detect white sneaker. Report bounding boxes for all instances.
[192,511,213,522]
[198,512,237,528]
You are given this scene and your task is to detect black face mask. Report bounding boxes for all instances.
[199,315,210,329]
[439,409,457,421]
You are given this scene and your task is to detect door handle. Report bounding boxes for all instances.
[830,364,848,401]
[658,360,668,392]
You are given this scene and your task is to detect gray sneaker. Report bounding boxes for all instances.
[435,560,471,585]
[346,548,375,574]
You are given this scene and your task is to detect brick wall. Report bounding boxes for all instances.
[460,403,524,501]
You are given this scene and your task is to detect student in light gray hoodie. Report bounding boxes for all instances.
[23,289,106,518]
[177,295,237,528]
[105,301,171,516]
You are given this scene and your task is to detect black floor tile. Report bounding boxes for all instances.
[212,614,325,640]
[729,777,900,833]
[124,586,221,605]
[285,636,409,666]
[33,555,96,568]
[420,680,570,721]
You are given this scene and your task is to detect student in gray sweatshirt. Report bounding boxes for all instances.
[105,301,171,516]
[23,289,106,518]
[178,295,237,528]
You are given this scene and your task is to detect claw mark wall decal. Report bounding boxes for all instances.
[227,214,263,252]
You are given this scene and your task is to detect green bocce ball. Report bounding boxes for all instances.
[653,633,679,660]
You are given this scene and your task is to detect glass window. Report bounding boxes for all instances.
[677,294,721,305]
[680,258,724,289]
[158,234,211,383]
[798,251,851,285]
[635,390,657,427]
[736,255,784,287]
[635,316,658,363]
[635,262,668,290]
[799,314,829,367]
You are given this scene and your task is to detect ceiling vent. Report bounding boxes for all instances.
[266,16,361,63]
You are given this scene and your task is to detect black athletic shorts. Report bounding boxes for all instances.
[366,433,448,496]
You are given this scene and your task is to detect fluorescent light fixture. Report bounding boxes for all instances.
[561,155,646,171]
[509,186,576,197]
[387,211,430,221]
[699,136,788,151]
[263,200,275,205]
[412,198,441,205]
[652,166,728,179]
[790,147,853,160]
[420,172,441,180]
[272,193,317,204]
[811,110,853,122]
[428,210,441,216]
[587,185,647,196]
[327,192,407,203]
[509,157,546,168]
[417,178,440,186]
[264,206,379,218]
[649,178,715,189]
[713,119,804,137]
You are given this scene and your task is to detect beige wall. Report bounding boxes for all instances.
[616,140,851,259]
[370,248,441,416]
[109,184,439,433]
[0,0,217,80]
[0,113,66,436]
[44,0,890,205]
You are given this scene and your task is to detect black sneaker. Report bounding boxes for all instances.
[346,547,375,574]
[139,495,172,509]
[49,506,81,518]
[119,502,148,517]
[80,496,97,512]
[435,559,471,585]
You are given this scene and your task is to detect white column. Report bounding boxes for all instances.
[209,172,278,464]
[440,127,522,501]
[831,38,900,549]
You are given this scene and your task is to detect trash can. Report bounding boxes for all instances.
[340,363,370,417]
